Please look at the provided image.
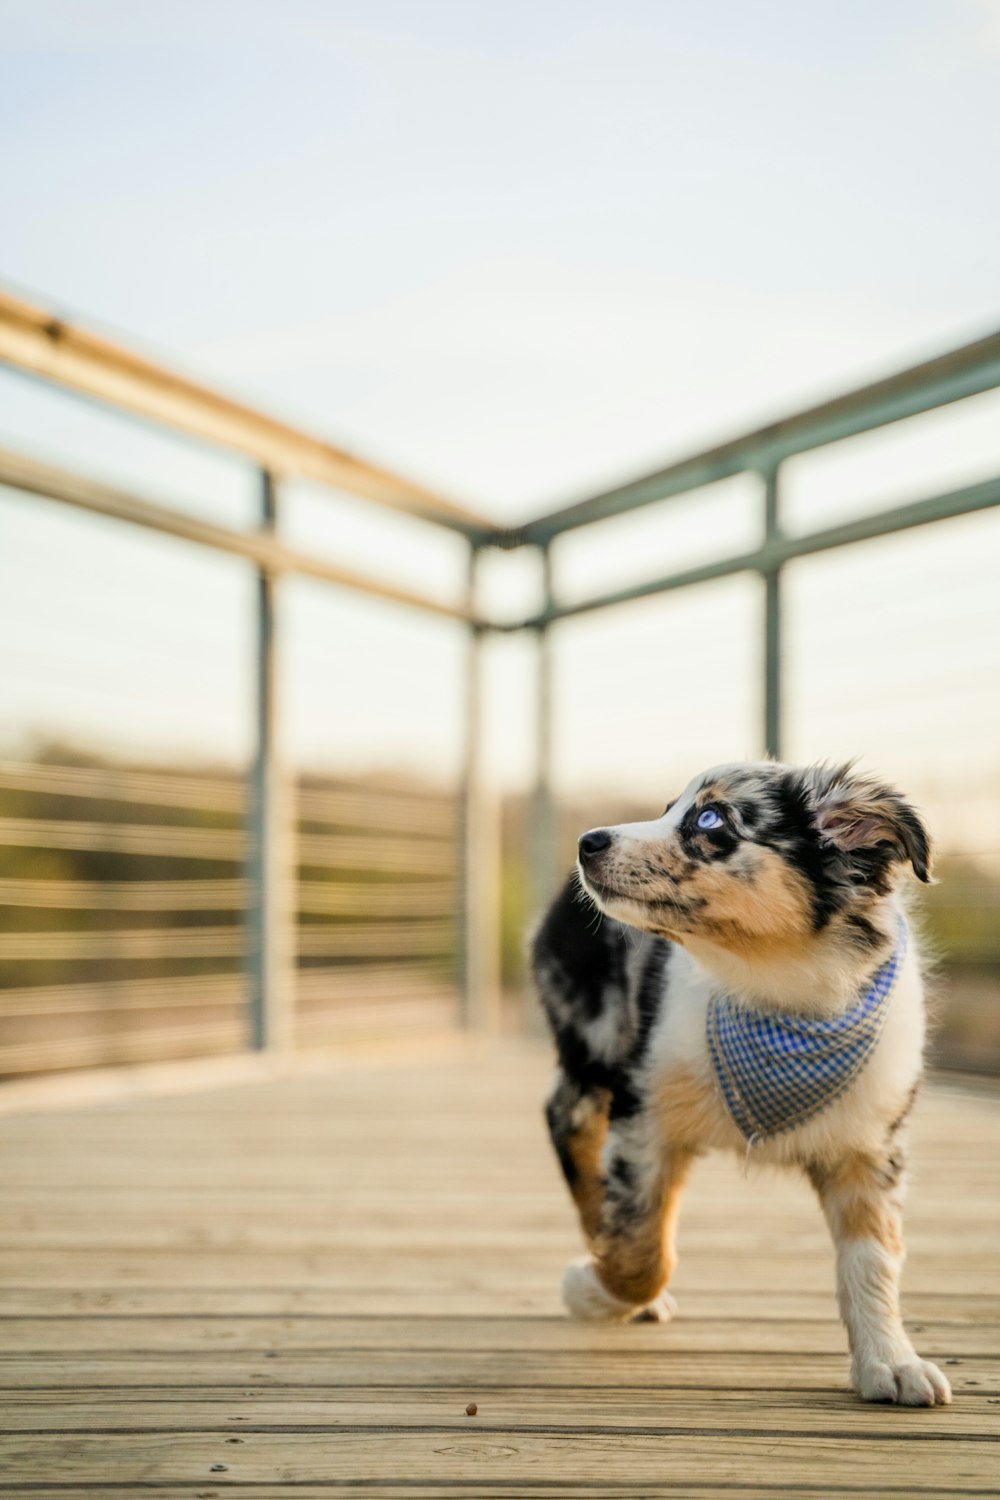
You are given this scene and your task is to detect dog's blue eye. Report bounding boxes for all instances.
[696,808,724,831]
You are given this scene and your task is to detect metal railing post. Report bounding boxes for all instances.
[762,463,783,760]
[459,545,500,1033]
[525,544,558,1031]
[532,544,558,910]
[247,468,295,1051]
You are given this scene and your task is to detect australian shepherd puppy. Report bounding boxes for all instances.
[532,761,951,1406]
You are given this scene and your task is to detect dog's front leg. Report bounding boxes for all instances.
[808,1150,951,1406]
[562,1103,692,1324]
[545,1070,611,1242]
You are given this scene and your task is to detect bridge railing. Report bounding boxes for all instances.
[2,286,999,1075]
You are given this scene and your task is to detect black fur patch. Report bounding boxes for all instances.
[758,772,845,931]
[551,1023,615,1094]
[608,1155,635,1189]
[736,799,760,828]
[608,940,671,1122]
[533,875,627,1023]
[843,913,883,949]
[535,873,673,1128]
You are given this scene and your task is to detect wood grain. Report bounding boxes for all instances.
[0,1042,996,1496]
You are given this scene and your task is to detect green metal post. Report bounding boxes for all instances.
[459,545,500,1032]
[528,544,558,1031]
[247,469,294,1051]
[533,546,557,902]
[762,464,782,760]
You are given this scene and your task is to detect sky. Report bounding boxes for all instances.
[1,0,999,826]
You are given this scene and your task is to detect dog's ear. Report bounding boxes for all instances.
[809,764,932,883]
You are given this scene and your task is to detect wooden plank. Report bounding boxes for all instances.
[0,1348,929,1394]
[0,1046,996,1496]
[2,1311,996,1353]
[0,1314,995,1362]
[0,758,455,832]
[5,1490,982,1500]
[0,878,453,916]
[0,1004,455,1076]
[0,963,447,1019]
[3,1491,988,1500]
[0,1429,996,1489]
[0,1286,993,1320]
[0,816,454,871]
[2,1386,994,1438]
[0,920,451,963]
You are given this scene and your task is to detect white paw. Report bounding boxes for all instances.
[562,1257,633,1321]
[854,1355,952,1406]
[561,1257,677,1324]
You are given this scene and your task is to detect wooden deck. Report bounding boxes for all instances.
[0,1042,997,1498]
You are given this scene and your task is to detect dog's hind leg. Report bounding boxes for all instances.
[807,1145,952,1406]
[562,1103,693,1323]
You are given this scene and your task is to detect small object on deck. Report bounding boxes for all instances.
[210,1465,228,1472]
[465,1401,478,1416]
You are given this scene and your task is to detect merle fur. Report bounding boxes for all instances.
[533,874,672,1189]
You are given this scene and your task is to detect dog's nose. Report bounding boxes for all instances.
[578,829,612,860]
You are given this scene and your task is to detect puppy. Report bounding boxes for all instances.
[532,761,951,1407]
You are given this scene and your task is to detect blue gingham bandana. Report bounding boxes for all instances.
[707,920,907,1143]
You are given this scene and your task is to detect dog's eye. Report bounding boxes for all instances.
[696,807,724,831]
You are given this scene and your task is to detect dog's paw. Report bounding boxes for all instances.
[629,1289,679,1324]
[854,1355,952,1406]
[561,1257,677,1324]
[562,1257,634,1321]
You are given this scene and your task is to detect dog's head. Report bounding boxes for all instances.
[577,761,930,963]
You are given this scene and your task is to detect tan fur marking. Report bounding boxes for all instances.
[562,1093,610,1242]
[655,1068,723,1148]
[685,848,814,957]
[593,1152,693,1306]
[809,1152,904,1256]
[601,837,816,960]
[839,1197,903,1255]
